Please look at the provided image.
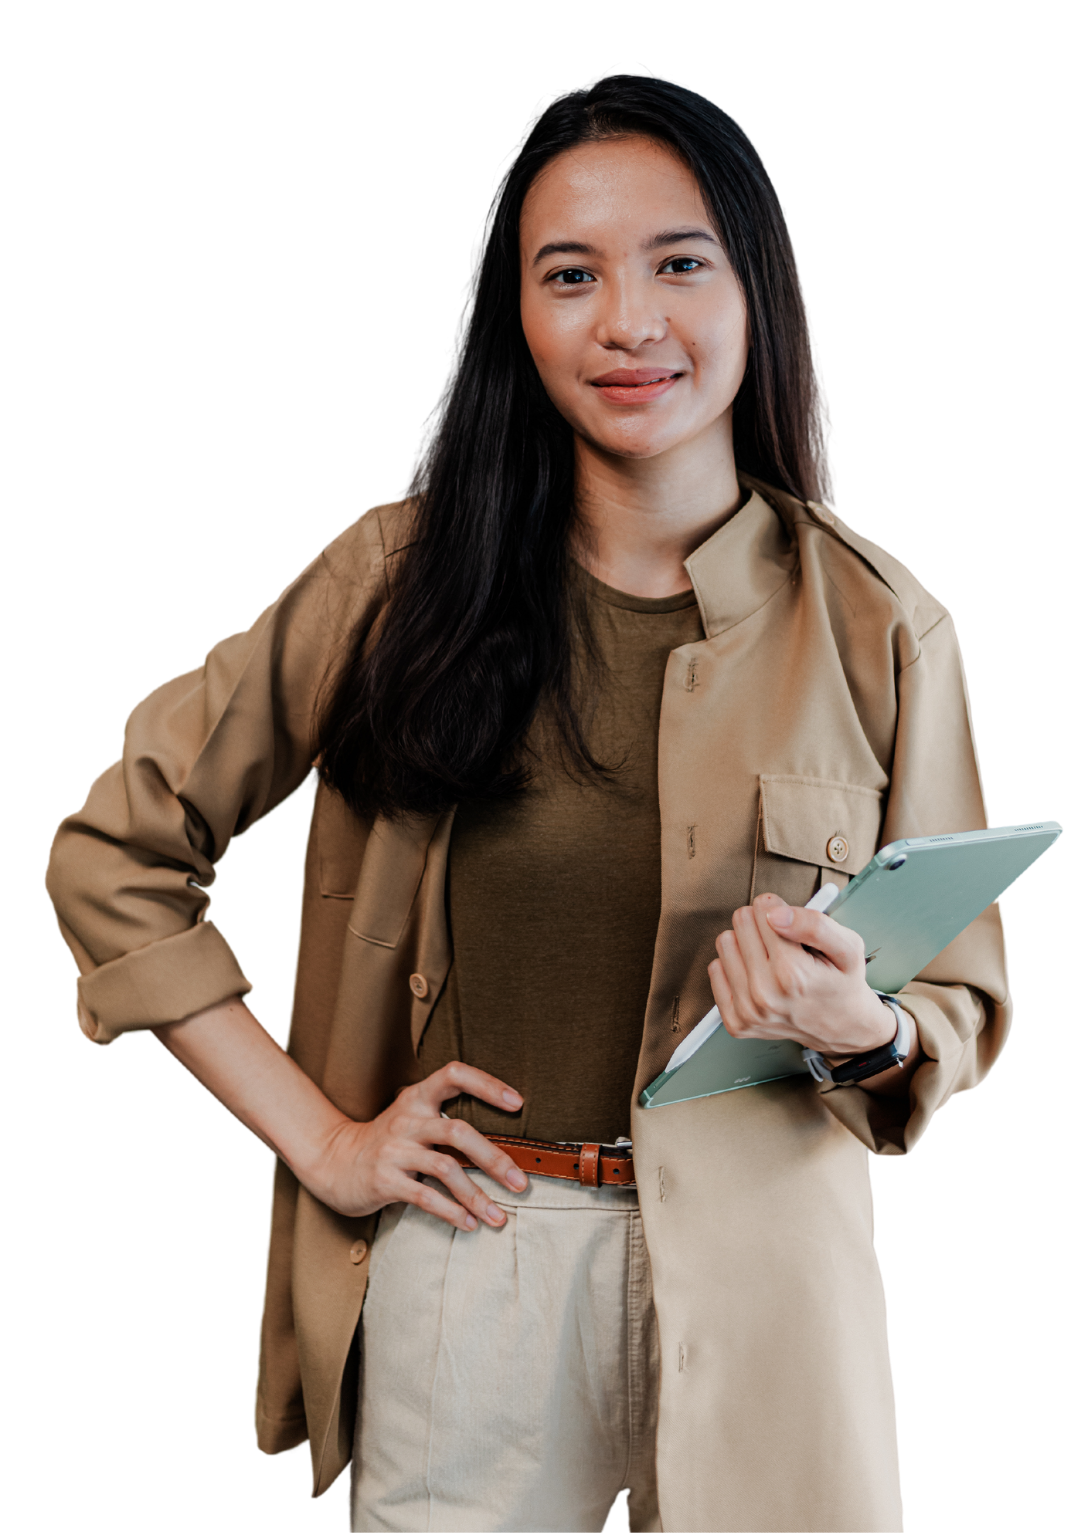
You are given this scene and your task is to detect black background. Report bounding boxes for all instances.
[41,32,1055,1534]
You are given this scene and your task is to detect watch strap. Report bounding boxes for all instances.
[803,995,912,1085]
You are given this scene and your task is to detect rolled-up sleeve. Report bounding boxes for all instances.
[820,611,1012,1154]
[46,510,387,1043]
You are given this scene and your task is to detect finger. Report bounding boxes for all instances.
[764,905,865,972]
[711,914,763,1024]
[749,892,794,962]
[414,1152,509,1228]
[391,1171,480,1232]
[430,1118,528,1193]
[416,1061,523,1114]
[707,955,735,1024]
[732,902,781,994]
[710,935,758,1036]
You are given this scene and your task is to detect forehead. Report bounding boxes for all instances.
[519,136,712,249]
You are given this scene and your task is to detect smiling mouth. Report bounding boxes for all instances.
[595,371,677,389]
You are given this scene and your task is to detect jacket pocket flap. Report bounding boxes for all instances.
[759,775,884,875]
[317,785,372,899]
[347,815,438,949]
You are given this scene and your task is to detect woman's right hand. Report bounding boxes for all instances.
[303,1062,529,1230]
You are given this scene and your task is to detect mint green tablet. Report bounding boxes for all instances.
[825,819,1061,994]
[640,820,1061,1109]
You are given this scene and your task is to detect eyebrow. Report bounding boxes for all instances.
[531,228,718,266]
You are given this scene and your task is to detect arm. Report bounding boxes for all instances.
[46,512,387,1043]
[155,995,529,1229]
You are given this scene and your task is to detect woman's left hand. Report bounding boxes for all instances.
[708,890,909,1058]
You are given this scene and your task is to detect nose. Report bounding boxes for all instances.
[594,272,667,352]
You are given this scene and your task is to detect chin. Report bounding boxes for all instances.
[578,403,706,463]
[590,428,681,462]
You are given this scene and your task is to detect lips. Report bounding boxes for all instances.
[590,367,682,403]
[592,368,678,386]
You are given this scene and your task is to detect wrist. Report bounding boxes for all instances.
[845,991,900,1056]
[804,995,913,1086]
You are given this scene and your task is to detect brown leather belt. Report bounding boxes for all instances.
[443,1133,636,1189]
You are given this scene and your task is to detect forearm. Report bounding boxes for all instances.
[153,995,348,1181]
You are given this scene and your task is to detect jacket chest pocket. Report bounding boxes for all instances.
[316,784,439,949]
[751,774,885,906]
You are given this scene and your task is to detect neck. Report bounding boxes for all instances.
[571,419,742,598]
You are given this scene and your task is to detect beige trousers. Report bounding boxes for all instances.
[351,1169,661,1533]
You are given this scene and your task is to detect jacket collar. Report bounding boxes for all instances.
[684,483,798,639]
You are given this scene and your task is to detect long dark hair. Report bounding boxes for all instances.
[317,75,828,820]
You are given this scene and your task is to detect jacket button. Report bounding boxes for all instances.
[409,973,429,999]
[806,499,836,527]
[826,834,849,863]
[349,1239,368,1264]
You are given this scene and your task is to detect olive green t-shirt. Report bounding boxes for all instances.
[418,566,705,1144]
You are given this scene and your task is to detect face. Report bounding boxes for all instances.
[519,136,749,463]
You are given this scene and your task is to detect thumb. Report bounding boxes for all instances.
[765,902,861,969]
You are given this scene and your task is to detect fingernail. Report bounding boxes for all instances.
[486,1203,505,1224]
[507,1169,527,1191]
[502,1089,522,1106]
[768,907,794,928]
[464,1213,477,1230]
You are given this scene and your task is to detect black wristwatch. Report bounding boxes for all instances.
[802,995,912,1086]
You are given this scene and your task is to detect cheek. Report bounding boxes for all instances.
[519,293,554,377]
[520,293,588,386]
[694,308,749,381]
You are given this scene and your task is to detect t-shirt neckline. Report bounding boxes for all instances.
[572,563,699,614]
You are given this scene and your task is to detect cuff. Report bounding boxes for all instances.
[76,921,252,1044]
[817,983,1004,1156]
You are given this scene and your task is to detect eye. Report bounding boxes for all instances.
[551,267,595,285]
[659,256,704,275]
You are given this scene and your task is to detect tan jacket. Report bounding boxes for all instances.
[47,479,1009,1533]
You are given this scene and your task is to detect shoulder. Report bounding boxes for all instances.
[803,504,948,644]
[249,500,414,666]
[744,475,949,644]
[320,498,415,588]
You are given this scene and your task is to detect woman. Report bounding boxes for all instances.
[47,76,1008,1533]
